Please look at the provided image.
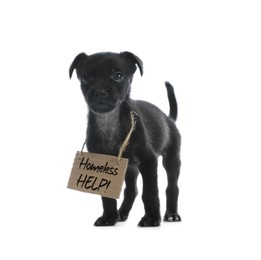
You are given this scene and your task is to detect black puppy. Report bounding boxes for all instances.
[69,52,181,227]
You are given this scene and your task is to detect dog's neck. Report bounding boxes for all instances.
[93,107,120,143]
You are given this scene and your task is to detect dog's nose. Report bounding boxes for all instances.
[95,89,108,97]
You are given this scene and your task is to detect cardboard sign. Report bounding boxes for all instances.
[67,152,128,199]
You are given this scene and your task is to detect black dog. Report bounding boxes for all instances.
[69,52,181,227]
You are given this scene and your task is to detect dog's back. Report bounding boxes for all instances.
[130,81,179,156]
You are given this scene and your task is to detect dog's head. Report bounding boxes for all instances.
[69,52,143,114]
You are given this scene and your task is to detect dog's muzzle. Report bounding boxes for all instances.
[87,89,118,113]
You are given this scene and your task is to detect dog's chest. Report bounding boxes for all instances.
[94,111,121,151]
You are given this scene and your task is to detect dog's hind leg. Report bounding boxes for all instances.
[162,142,182,222]
[118,165,139,221]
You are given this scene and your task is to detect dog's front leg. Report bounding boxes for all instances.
[94,197,118,226]
[118,165,139,221]
[138,157,161,227]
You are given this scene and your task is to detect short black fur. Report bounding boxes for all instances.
[69,51,181,227]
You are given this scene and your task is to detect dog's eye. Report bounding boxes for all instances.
[112,72,125,83]
[81,74,91,85]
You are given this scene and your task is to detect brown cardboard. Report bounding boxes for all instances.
[67,151,128,199]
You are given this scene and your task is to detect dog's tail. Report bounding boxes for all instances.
[165,81,178,121]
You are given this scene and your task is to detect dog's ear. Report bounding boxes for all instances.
[69,53,88,78]
[120,52,143,76]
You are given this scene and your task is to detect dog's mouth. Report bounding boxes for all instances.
[89,101,118,114]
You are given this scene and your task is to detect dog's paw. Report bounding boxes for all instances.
[118,212,129,222]
[94,216,118,226]
[138,216,161,227]
[163,212,181,222]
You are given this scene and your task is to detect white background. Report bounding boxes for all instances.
[1,0,261,259]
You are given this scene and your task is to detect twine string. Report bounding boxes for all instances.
[117,111,137,164]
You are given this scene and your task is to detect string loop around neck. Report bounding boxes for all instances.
[79,111,137,164]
